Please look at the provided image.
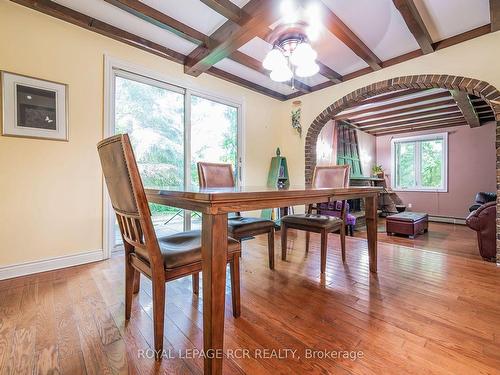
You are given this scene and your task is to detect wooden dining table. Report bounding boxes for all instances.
[145,185,381,375]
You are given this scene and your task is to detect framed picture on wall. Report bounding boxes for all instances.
[1,71,68,141]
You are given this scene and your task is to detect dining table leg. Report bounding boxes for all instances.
[201,212,228,375]
[365,195,378,273]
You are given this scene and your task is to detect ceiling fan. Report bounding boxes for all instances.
[263,1,322,84]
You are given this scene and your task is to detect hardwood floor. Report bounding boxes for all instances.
[354,218,480,259]
[1,229,499,374]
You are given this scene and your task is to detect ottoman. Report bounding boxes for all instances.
[386,212,428,239]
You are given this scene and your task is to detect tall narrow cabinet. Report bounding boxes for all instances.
[261,150,290,223]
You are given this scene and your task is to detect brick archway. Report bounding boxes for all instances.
[304,74,500,262]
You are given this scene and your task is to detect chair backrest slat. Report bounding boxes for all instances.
[197,162,235,188]
[97,134,160,263]
[312,165,350,189]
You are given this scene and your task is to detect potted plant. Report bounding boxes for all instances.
[372,165,384,178]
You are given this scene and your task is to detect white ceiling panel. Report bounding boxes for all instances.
[414,0,490,42]
[214,59,297,96]
[141,0,228,35]
[314,30,369,75]
[229,0,251,7]
[238,37,272,62]
[322,0,420,60]
[54,0,198,54]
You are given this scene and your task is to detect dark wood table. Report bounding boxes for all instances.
[145,185,381,374]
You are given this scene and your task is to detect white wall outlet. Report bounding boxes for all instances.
[408,203,412,209]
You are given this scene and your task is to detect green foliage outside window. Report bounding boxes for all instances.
[394,137,445,190]
[114,77,238,216]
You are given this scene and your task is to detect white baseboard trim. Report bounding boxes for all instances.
[0,249,104,281]
[428,216,466,225]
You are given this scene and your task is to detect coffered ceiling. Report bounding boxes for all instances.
[12,0,499,101]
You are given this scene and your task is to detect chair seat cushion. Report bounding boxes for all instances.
[228,216,275,235]
[281,214,342,229]
[153,230,240,270]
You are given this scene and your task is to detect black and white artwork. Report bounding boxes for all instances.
[2,72,68,140]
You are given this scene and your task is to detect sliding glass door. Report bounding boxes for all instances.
[111,69,241,248]
[189,95,239,229]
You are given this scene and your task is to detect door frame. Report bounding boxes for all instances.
[103,55,245,258]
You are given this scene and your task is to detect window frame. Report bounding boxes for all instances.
[391,132,448,193]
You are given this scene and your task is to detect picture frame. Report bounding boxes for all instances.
[1,71,68,141]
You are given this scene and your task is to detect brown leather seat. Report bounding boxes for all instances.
[281,214,342,229]
[228,216,275,235]
[132,230,241,270]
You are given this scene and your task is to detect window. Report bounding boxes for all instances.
[392,133,448,192]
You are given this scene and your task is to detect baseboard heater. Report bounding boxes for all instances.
[428,215,466,225]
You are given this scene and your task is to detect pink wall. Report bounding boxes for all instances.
[356,129,376,176]
[376,122,496,219]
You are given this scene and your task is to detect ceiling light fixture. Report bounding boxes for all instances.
[263,1,321,86]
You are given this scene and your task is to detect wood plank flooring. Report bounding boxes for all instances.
[354,219,480,259]
[0,229,499,374]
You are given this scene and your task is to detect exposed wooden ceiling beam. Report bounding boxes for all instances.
[11,0,287,100]
[361,112,464,131]
[477,109,495,115]
[315,0,382,70]
[382,49,423,68]
[335,91,451,119]
[433,24,490,50]
[184,0,281,77]
[475,104,492,110]
[372,121,468,136]
[491,0,500,32]
[200,0,243,24]
[393,0,434,54]
[354,106,460,127]
[359,89,422,105]
[450,90,481,127]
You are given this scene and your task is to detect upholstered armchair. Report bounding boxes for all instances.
[466,201,497,261]
[468,192,497,212]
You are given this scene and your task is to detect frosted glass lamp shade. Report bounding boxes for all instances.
[263,49,287,71]
[290,43,317,66]
[270,66,293,82]
[296,62,319,77]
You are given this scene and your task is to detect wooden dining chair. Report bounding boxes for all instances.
[281,165,350,274]
[197,162,276,269]
[97,134,241,359]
